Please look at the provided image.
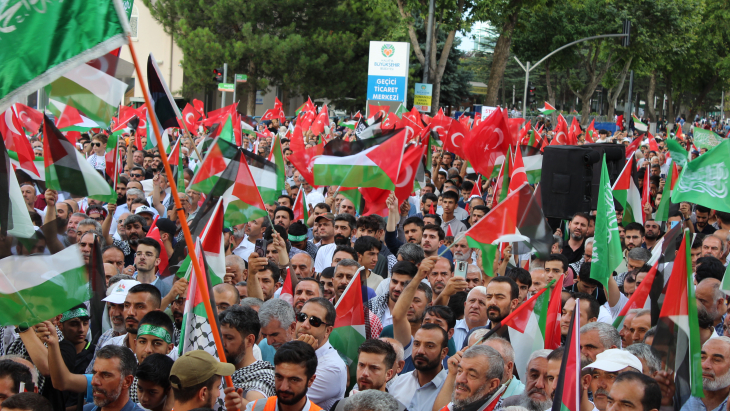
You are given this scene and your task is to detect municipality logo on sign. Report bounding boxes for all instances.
[381,44,395,58]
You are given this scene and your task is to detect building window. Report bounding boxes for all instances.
[130,6,139,40]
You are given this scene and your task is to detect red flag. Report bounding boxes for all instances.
[0,109,39,177]
[544,274,564,349]
[429,203,435,214]
[311,105,329,136]
[568,116,581,145]
[440,118,468,159]
[509,147,528,192]
[648,133,659,152]
[549,293,580,411]
[12,103,43,134]
[146,217,170,277]
[625,137,642,160]
[616,114,624,131]
[551,115,569,145]
[181,104,202,132]
[193,99,205,117]
[292,188,307,223]
[462,108,512,178]
[585,119,597,143]
[55,105,85,130]
[368,104,390,122]
[641,164,651,213]
[280,268,293,305]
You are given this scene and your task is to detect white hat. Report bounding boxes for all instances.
[583,349,642,373]
[134,205,157,217]
[102,279,141,304]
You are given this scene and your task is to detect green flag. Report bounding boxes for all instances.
[0,0,129,111]
[666,139,688,168]
[671,139,730,213]
[590,155,622,294]
[693,128,723,151]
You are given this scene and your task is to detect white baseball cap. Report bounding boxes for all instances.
[102,279,141,304]
[583,349,643,373]
[134,205,157,218]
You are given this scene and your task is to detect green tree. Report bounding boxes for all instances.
[144,0,397,115]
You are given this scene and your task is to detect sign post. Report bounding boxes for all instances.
[414,83,433,113]
[366,41,410,117]
[233,74,246,104]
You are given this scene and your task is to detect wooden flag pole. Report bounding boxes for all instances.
[126,37,237,397]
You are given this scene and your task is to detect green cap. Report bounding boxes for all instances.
[170,350,235,390]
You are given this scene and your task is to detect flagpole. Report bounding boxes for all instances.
[126,37,237,398]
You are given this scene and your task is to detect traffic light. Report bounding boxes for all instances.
[213,68,224,83]
[527,83,536,105]
[622,20,631,47]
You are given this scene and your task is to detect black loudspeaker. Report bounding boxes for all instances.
[541,146,601,219]
[583,144,626,209]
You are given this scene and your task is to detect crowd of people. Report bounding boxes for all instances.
[0,109,728,411]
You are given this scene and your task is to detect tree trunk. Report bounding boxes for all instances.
[545,60,557,125]
[245,62,257,116]
[646,70,656,123]
[606,57,632,119]
[569,44,616,126]
[484,9,520,106]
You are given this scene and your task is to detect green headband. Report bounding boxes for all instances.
[60,307,89,323]
[288,234,307,242]
[137,324,172,344]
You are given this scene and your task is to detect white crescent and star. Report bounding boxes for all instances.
[5,110,19,135]
[396,165,413,187]
[485,128,504,151]
[451,132,463,148]
[185,112,194,125]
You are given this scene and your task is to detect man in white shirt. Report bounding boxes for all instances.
[233,216,268,262]
[294,298,346,410]
[389,323,449,411]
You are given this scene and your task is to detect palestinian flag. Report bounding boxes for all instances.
[8,151,44,181]
[180,199,227,284]
[613,261,658,329]
[652,230,703,406]
[654,162,679,222]
[267,136,287,200]
[329,267,367,384]
[632,114,648,133]
[42,115,115,202]
[538,102,556,115]
[292,188,309,225]
[280,268,294,306]
[523,154,543,185]
[491,147,511,208]
[147,54,182,133]
[52,103,98,132]
[188,117,240,194]
[339,119,357,130]
[590,156,622,295]
[243,149,280,205]
[0,134,36,238]
[0,109,39,179]
[167,137,186,193]
[463,183,552,276]
[178,239,220,357]
[550,294,581,411]
[312,130,407,190]
[0,246,89,326]
[612,157,643,224]
[499,280,555,378]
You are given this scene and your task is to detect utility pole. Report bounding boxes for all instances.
[422,0,435,83]
[221,63,228,108]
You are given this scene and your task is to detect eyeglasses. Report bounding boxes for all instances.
[92,217,104,222]
[296,312,330,328]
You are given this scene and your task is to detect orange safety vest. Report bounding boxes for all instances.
[250,396,324,411]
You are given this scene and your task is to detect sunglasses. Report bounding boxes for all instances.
[296,312,330,328]
[92,142,102,147]
[131,173,144,178]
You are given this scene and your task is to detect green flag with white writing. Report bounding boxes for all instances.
[0,0,130,112]
[672,139,730,213]
[590,155,622,294]
[693,128,723,151]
